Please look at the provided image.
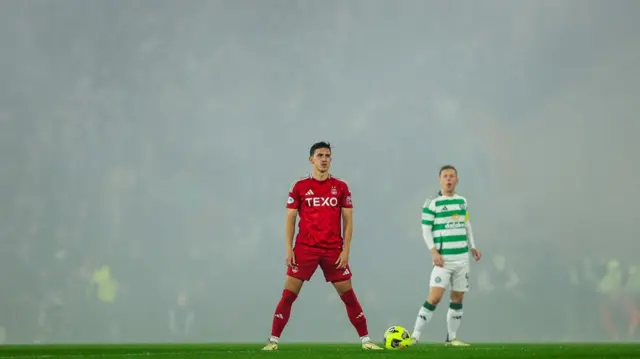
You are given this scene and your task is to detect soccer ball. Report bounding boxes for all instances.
[383,326,411,350]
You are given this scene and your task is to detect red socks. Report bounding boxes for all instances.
[340,289,369,337]
[270,288,369,339]
[271,289,298,338]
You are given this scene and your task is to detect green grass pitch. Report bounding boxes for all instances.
[0,343,639,358]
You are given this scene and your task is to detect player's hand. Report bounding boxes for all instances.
[286,248,297,268]
[335,250,349,269]
[431,250,444,267]
[471,248,482,261]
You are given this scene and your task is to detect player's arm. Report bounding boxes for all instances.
[285,183,301,266]
[285,208,298,251]
[340,183,354,253]
[341,207,353,253]
[421,197,437,252]
[464,203,482,261]
[464,211,476,249]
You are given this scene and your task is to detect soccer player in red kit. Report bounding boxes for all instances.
[262,142,382,350]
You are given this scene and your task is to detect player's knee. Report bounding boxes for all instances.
[332,279,352,295]
[284,275,304,295]
[450,291,464,304]
[427,287,446,305]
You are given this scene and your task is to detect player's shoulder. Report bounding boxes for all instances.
[329,174,350,188]
[454,193,469,202]
[288,174,312,192]
[422,191,442,207]
[454,193,470,209]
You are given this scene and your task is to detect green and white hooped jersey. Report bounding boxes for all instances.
[422,192,470,262]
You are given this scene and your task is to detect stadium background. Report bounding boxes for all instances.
[1,0,639,344]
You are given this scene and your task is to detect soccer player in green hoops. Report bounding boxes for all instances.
[410,165,482,346]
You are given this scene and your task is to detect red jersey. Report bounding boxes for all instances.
[286,174,353,250]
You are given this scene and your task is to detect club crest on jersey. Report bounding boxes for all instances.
[460,203,467,210]
[331,186,338,195]
[451,213,460,221]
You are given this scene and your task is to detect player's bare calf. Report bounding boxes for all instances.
[332,279,353,295]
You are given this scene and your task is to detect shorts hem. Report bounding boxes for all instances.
[286,272,311,282]
[451,288,469,293]
[326,277,352,283]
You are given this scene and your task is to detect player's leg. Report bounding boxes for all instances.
[623,294,640,339]
[321,253,382,350]
[445,262,470,346]
[411,265,451,343]
[268,276,304,341]
[263,248,318,350]
[446,291,466,345]
[600,295,619,341]
[332,279,381,349]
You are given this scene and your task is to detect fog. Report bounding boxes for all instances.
[1,0,639,344]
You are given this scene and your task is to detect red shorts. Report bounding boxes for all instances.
[286,245,352,283]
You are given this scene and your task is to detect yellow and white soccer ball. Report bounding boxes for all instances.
[383,326,412,350]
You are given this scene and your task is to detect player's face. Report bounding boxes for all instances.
[439,169,458,193]
[309,148,332,172]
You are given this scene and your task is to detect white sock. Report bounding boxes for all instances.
[360,335,371,343]
[269,335,279,343]
[446,306,463,340]
[412,301,436,340]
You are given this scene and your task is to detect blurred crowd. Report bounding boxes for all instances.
[2,90,639,344]
[1,129,639,343]
[471,253,640,342]
[1,229,639,344]
[2,1,639,345]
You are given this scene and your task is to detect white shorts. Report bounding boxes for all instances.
[429,261,470,292]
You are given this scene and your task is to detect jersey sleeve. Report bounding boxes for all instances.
[340,181,353,208]
[464,200,477,248]
[421,197,436,226]
[421,197,437,250]
[286,181,301,209]
[465,200,470,221]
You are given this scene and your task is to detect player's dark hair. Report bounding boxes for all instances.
[439,165,457,176]
[309,141,332,157]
